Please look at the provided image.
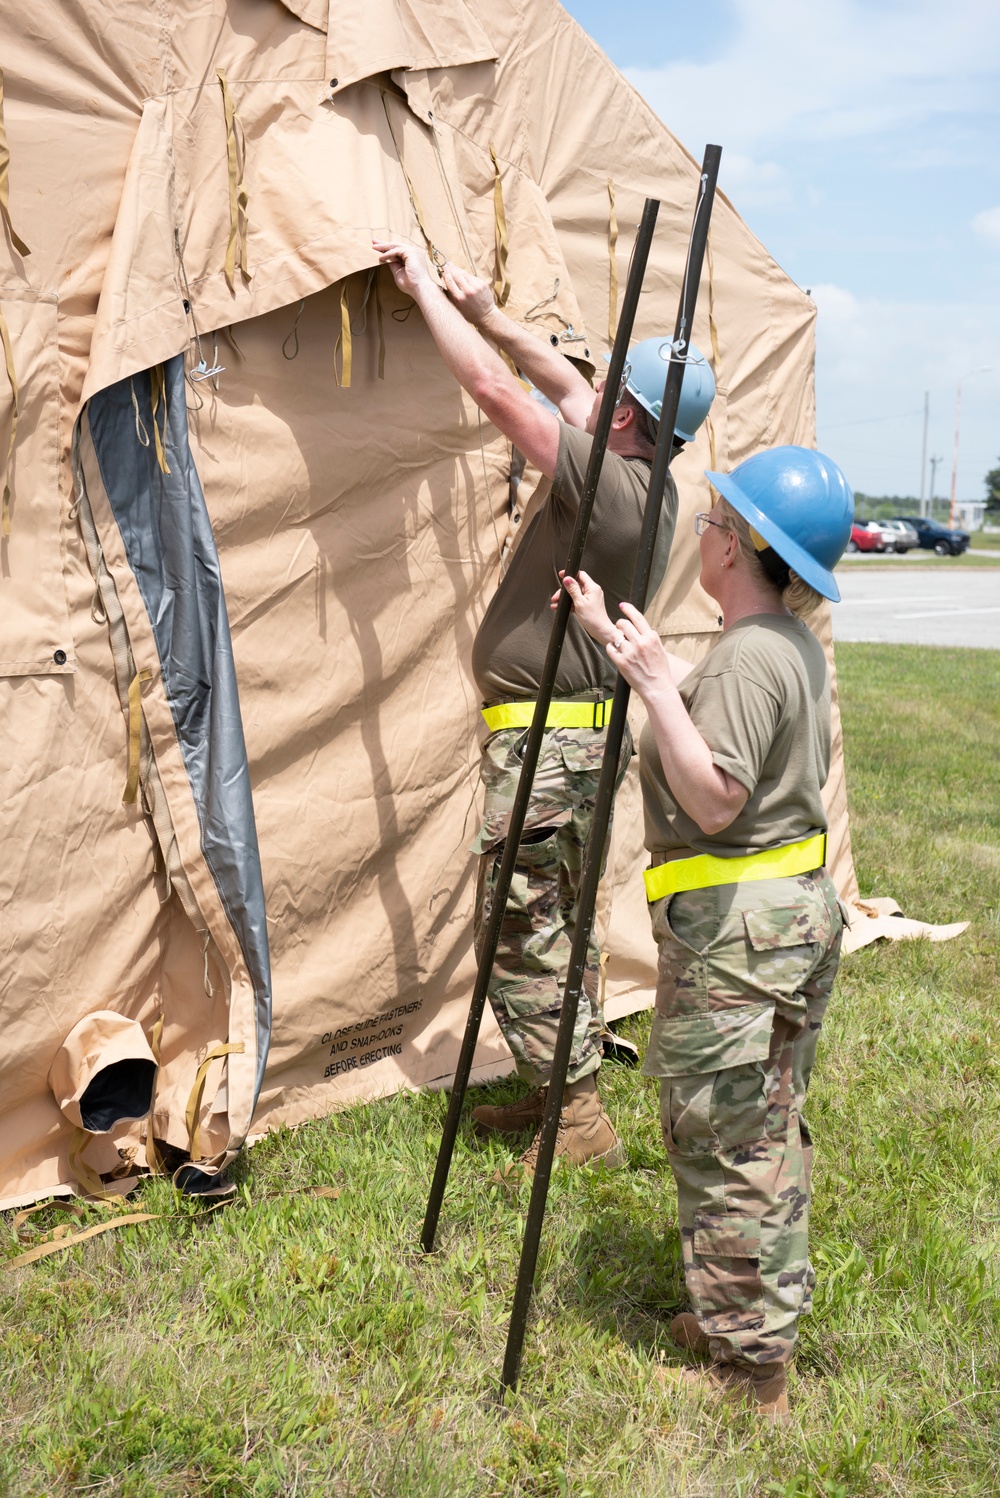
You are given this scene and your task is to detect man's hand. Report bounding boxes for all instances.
[441,262,496,327]
[373,239,437,300]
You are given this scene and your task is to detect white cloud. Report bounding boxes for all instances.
[810,283,1000,494]
[972,207,1000,247]
[627,0,1000,156]
[718,153,794,209]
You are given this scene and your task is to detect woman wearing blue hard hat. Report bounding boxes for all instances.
[561,444,853,1420]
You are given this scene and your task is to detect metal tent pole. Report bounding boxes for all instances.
[499,145,722,1398]
[421,198,662,1255]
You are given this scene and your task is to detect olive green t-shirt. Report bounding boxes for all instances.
[472,424,677,702]
[639,614,831,858]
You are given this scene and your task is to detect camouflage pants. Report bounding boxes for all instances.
[472,721,632,1087]
[643,869,844,1368]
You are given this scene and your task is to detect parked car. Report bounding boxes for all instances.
[892,516,970,556]
[879,519,920,553]
[845,520,887,553]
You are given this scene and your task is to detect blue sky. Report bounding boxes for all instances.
[561,0,1000,501]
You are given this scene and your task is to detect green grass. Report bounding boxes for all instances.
[3,645,999,1497]
[838,550,1000,570]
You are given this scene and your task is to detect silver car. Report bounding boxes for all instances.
[879,519,920,553]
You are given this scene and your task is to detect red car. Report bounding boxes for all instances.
[845,521,886,553]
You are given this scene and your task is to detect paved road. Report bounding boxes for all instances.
[833,568,1000,648]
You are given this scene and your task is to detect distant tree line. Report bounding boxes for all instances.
[985,460,1000,517]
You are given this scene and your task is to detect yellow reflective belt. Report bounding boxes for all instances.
[607,178,618,345]
[217,70,251,291]
[481,698,612,732]
[0,68,29,258]
[644,833,827,903]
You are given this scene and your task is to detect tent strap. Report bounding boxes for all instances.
[488,143,511,309]
[145,1012,165,1175]
[0,68,29,258]
[185,1043,245,1163]
[122,667,152,805]
[334,278,352,388]
[217,70,251,292]
[0,301,17,536]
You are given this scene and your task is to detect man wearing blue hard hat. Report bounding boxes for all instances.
[376,237,715,1173]
[561,443,853,1417]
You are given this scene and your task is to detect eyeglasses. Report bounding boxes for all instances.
[694,512,727,536]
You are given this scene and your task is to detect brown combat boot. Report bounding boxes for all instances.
[670,1311,711,1357]
[471,1086,548,1138]
[519,1074,625,1174]
[663,1360,790,1423]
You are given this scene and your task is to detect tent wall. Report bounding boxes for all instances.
[0,0,858,1206]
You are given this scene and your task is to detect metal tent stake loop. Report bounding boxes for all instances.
[420,197,661,1257]
[500,144,723,1400]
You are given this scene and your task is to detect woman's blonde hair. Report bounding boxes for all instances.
[717,499,824,618]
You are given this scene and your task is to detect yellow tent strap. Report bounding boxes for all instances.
[488,143,511,309]
[334,278,352,388]
[0,300,17,537]
[217,70,251,291]
[149,365,170,475]
[380,90,445,271]
[607,178,619,346]
[706,413,717,471]
[185,1043,245,1162]
[122,666,152,805]
[706,230,721,373]
[5,1213,161,1271]
[0,69,29,258]
[68,1127,121,1202]
[145,1012,165,1176]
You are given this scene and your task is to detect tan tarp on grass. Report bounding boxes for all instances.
[0,0,871,1211]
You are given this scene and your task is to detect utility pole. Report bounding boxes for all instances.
[929,454,942,516]
[949,367,992,529]
[919,391,929,517]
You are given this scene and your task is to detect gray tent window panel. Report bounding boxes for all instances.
[87,357,272,1102]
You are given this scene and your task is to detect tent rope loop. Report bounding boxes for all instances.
[149,365,171,475]
[129,378,150,449]
[185,1043,245,1163]
[0,68,29,258]
[282,299,305,360]
[0,300,17,536]
[217,70,251,292]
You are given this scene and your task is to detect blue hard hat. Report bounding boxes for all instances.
[604,337,716,442]
[705,446,853,603]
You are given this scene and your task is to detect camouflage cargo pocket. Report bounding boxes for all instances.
[687,1211,766,1334]
[743,899,834,953]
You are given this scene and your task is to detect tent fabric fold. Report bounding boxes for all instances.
[0,0,891,1209]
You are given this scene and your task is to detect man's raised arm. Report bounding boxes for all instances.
[440,262,596,430]
[374,240,578,479]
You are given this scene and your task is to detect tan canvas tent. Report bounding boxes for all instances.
[1,0,909,1212]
